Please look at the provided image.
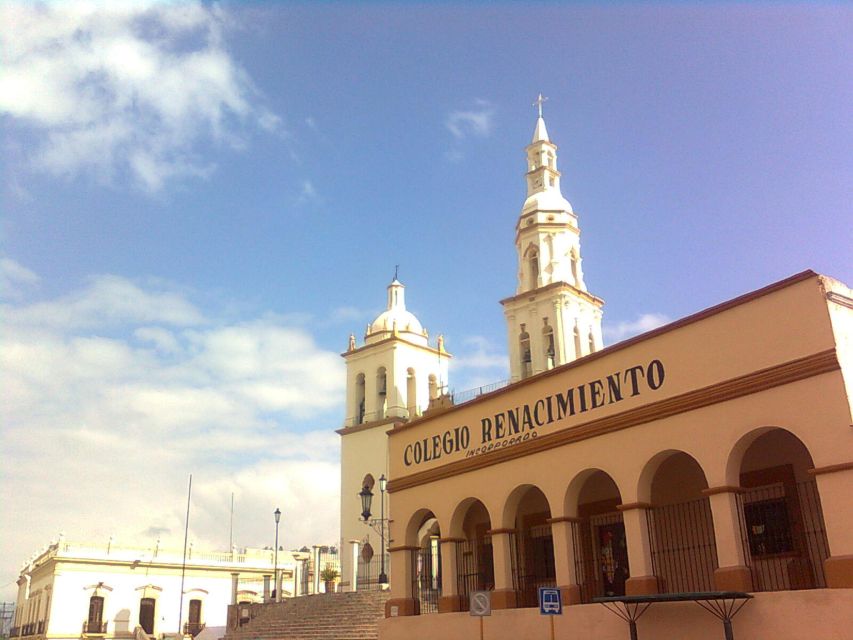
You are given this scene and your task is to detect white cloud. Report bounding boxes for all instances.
[0,265,344,600]
[446,99,495,139]
[328,305,368,325]
[0,1,280,192]
[0,257,40,299]
[604,313,671,343]
[449,335,509,394]
[4,274,205,329]
[296,179,318,204]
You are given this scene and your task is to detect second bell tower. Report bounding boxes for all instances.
[501,97,604,382]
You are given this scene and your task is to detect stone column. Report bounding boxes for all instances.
[262,575,271,603]
[703,487,753,591]
[438,538,464,612]
[812,464,853,587]
[552,300,566,367]
[488,529,517,610]
[618,503,658,595]
[548,518,581,605]
[230,573,239,605]
[312,546,321,594]
[384,546,419,617]
[349,540,360,592]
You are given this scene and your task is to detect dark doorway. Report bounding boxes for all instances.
[139,598,155,635]
[87,596,104,633]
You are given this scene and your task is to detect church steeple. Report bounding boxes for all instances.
[501,97,604,382]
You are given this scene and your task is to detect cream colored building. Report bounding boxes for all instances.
[374,111,853,639]
[10,538,304,640]
[338,280,450,590]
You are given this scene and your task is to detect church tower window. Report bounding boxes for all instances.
[376,367,387,420]
[355,373,366,424]
[526,245,540,290]
[406,368,417,419]
[519,325,532,379]
[543,320,555,370]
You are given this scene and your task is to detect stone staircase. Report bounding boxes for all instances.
[225,591,390,640]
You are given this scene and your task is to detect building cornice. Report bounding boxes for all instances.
[336,417,404,436]
[342,335,451,359]
[500,281,604,308]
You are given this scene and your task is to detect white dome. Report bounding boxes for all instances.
[365,280,428,345]
[523,189,573,214]
[368,308,424,335]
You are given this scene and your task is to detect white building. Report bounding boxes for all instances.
[338,279,450,590]
[11,538,306,640]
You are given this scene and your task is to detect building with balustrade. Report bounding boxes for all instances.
[375,110,853,639]
[10,538,308,640]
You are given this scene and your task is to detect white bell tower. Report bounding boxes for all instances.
[501,96,604,382]
[337,277,450,590]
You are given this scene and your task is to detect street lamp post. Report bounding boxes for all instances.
[273,508,281,603]
[378,475,388,584]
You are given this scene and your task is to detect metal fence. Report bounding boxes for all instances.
[450,380,510,406]
[513,525,556,608]
[455,537,494,604]
[411,544,441,614]
[738,480,829,591]
[356,554,390,591]
[647,497,719,593]
[571,511,628,603]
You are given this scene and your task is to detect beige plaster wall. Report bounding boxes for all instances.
[379,589,853,640]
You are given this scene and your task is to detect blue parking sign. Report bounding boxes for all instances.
[539,587,562,615]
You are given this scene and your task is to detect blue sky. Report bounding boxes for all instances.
[1,1,851,599]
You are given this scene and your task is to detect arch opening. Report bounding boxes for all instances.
[406,368,417,419]
[734,428,829,592]
[405,509,442,615]
[375,367,387,420]
[519,325,532,379]
[567,470,627,602]
[504,485,554,608]
[450,499,494,604]
[354,373,366,424]
[643,452,717,594]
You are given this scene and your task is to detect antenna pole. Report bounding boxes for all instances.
[229,492,234,551]
[177,475,192,639]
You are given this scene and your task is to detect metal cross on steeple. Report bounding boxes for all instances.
[394,264,399,281]
[533,93,548,118]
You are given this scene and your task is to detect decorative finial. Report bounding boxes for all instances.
[348,333,356,351]
[394,264,399,281]
[533,93,548,118]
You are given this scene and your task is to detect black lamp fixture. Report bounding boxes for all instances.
[359,483,373,522]
[273,508,281,603]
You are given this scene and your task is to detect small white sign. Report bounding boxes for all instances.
[470,591,492,617]
[389,605,399,617]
